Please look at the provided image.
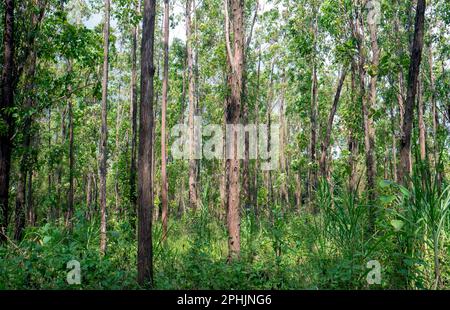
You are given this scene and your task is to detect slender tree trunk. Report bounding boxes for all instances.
[279,74,289,206]
[428,44,441,187]
[399,0,426,184]
[0,0,15,242]
[308,8,318,210]
[187,0,198,211]
[389,100,398,181]
[417,77,426,161]
[130,0,140,221]
[99,0,110,255]
[366,3,380,230]
[353,4,376,230]
[319,69,347,178]
[137,0,156,287]
[161,0,169,242]
[253,51,261,213]
[115,85,123,214]
[224,0,244,261]
[66,63,74,229]
[348,61,358,192]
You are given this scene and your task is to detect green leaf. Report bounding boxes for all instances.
[390,219,404,232]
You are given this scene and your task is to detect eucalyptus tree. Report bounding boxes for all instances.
[137,0,156,287]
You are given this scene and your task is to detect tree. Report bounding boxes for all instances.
[319,69,347,179]
[161,0,169,241]
[130,0,141,220]
[308,3,318,209]
[137,0,156,287]
[399,0,426,184]
[224,0,245,261]
[366,0,380,229]
[187,0,198,211]
[352,0,377,230]
[0,0,15,242]
[99,0,111,255]
[14,0,45,240]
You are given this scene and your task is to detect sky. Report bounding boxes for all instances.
[82,0,274,44]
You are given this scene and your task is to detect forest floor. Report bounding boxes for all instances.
[1,184,449,290]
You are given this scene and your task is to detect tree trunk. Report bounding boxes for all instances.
[417,77,426,161]
[224,0,244,261]
[161,0,169,242]
[253,51,261,212]
[14,10,39,239]
[129,0,140,221]
[0,0,15,242]
[319,69,347,178]
[353,3,377,230]
[399,0,426,184]
[428,44,441,187]
[65,63,74,229]
[279,73,289,206]
[137,0,156,287]
[99,0,110,255]
[348,61,358,192]
[366,3,380,230]
[187,0,198,211]
[308,8,318,210]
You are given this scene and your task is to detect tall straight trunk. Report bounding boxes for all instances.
[47,109,54,220]
[161,0,169,241]
[308,9,318,209]
[178,53,187,216]
[264,62,275,208]
[130,0,140,217]
[56,107,65,221]
[224,0,244,261]
[137,0,156,287]
[399,0,426,184]
[279,74,289,206]
[14,10,39,239]
[186,0,198,211]
[389,99,398,181]
[99,0,110,255]
[319,69,347,178]
[366,3,380,230]
[0,0,15,242]
[253,51,261,212]
[417,77,426,161]
[353,3,377,230]
[115,85,123,214]
[428,44,441,187]
[151,83,158,224]
[66,63,74,229]
[348,61,358,192]
[394,0,405,146]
